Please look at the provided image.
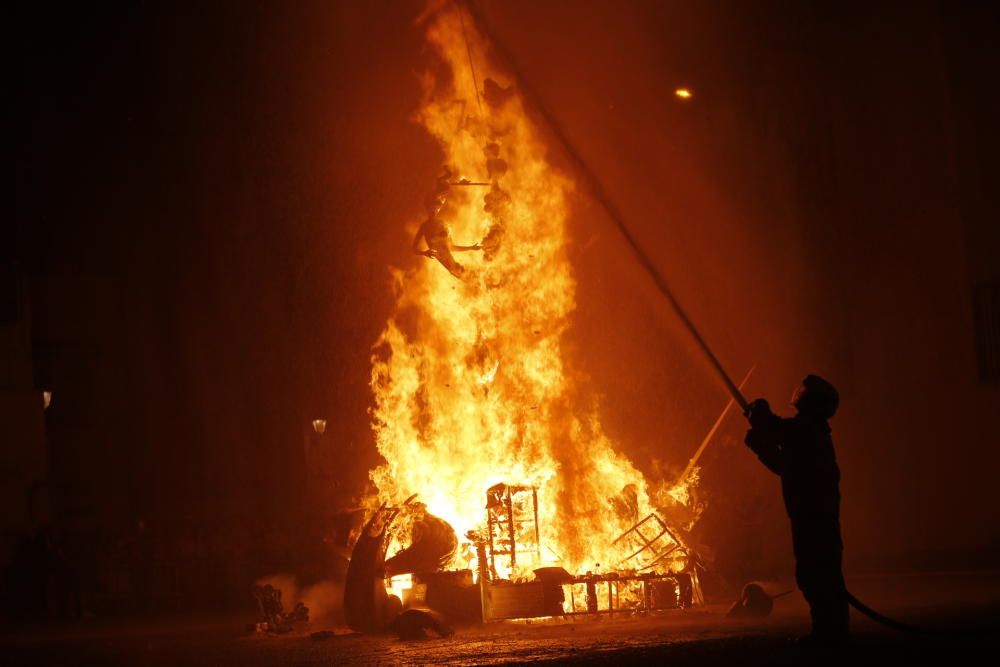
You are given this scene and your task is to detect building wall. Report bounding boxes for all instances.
[0,269,48,568]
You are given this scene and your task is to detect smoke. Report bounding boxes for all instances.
[255,574,345,626]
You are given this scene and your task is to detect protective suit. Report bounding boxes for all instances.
[744,375,849,640]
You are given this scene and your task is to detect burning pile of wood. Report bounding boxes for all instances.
[344,484,703,633]
[345,3,715,636]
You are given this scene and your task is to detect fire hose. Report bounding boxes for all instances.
[463,0,996,636]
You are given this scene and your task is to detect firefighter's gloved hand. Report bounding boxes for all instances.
[745,398,773,427]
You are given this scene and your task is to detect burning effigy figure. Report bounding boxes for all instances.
[481,77,515,131]
[412,166,482,278]
[479,142,510,262]
[383,502,458,577]
[344,502,406,634]
[744,375,848,643]
[344,497,459,634]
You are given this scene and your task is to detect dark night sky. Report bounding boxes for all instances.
[9,0,999,581]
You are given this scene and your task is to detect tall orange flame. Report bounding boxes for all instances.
[369,4,682,578]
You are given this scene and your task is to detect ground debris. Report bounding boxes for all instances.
[388,608,455,640]
[252,584,309,634]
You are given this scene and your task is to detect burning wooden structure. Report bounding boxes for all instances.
[345,482,703,630]
[346,2,706,633]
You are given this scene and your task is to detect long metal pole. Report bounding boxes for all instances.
[466,2,749,412]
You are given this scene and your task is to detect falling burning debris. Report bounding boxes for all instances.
[352,2,703,629]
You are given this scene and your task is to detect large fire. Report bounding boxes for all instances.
[368,3,691,583]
